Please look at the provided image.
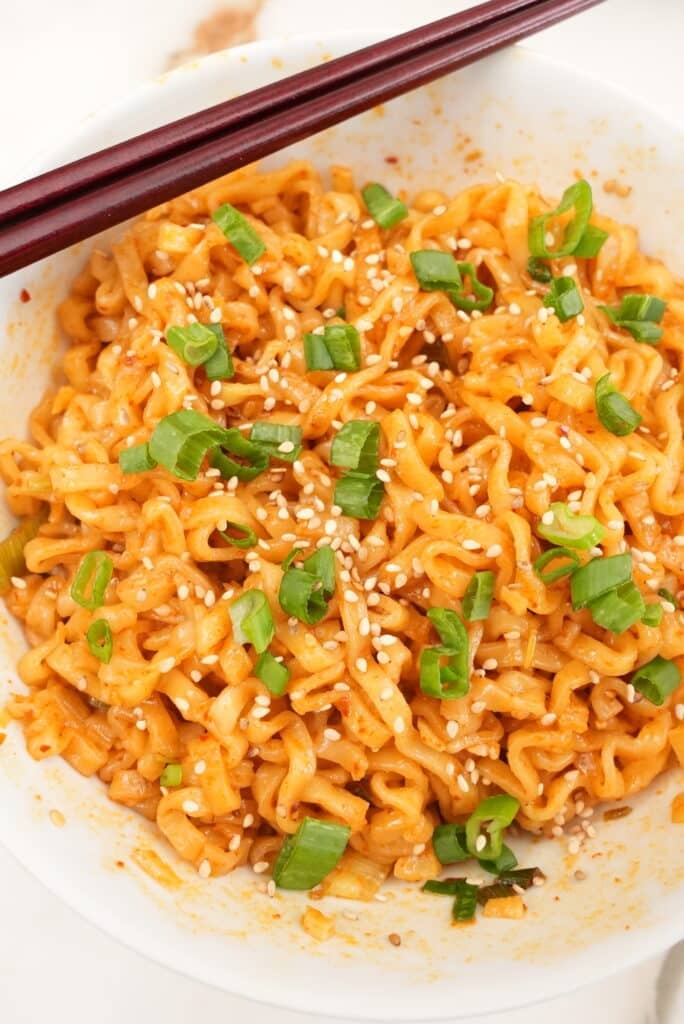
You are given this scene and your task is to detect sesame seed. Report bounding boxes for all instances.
[253,861,269,874]
[10,576,27,589]
[324,728,342,742]
[471,701,486,714]
[486,544,502,558]
[183,800,199,814]
[446,720,459,738]
[356,658,368,672]
[541,712,557,726]
[482,658,498,671]
[394,717,405,734]
[475,835,487,853]
[462,539,481,551]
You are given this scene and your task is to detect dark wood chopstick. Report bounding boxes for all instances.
[0,0,547,227]
[0,0,604,278]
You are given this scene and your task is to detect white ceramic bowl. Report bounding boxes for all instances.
[1,34,683,1021]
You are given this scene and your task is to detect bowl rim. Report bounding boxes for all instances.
[1,31,683,1020]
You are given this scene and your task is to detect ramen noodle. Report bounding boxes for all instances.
[2,161,684,902]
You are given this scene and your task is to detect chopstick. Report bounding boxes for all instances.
[0,0,604,278]
[0,0,546,227]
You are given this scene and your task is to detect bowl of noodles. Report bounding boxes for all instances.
[0,32,683,1021]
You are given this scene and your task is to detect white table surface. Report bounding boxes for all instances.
[1,1,683,1021]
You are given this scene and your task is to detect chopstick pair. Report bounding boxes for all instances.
[0,0,604,278]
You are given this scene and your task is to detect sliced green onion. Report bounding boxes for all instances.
[0,513,45,595]
[527,257,552,283]
[658,587,678,608]
[420,648,470,700]
[255,651,290,696]
[476,882,519,906]
[210,429,270,482]
[281,547,300,572]
[428,607,468,650]
[543,277,584,322]
[465,794,519,862]
[432,823,469,865]
[278,547,335,625]
[533,546,580,584]
[218,521,256,550]
[641,603,664,627]
[330,420,380,474]
[272,816,350,890]
[362,182,408,229]
[537,502,605,550]
[452,880,479,922]
[278,569,328,624]
[212,203,266,265]
[149,410,227,482]
[496,866,543,888]
[595,374,642,436]
[588,580,645,634]
[570,552,632,610]
[410,250,462,292]
[462,569,493,622]
[302,546,335,599]
[573,224,609,258]
[599,294,666,344]
[630,655,680,706]
[334,471,384,520]
[71,551,113,611]
[528,180,601,259]
[229,590,275,653]
[614,320,663,343]
[86,619,113,664]
[160,763,183,787]
[303,324,361,373]
[423,878,467,896]
[119,442,157,474]
[410,251,493,312]
[419,607,470,700]
[250,422,302,462]
[606,294,667,322]
[479,843,518,875]
[450,262,494,313]
[203,324,235,381]
[166,323,218,366]
[462,571,495,621]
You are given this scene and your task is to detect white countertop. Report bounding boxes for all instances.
[1,1,683,1021]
